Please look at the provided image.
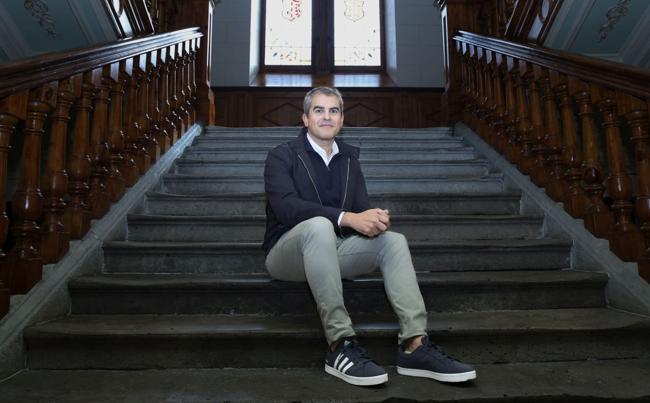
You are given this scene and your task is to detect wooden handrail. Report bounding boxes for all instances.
[452,29,650,282]
[454,30,650,99]
[0,28,202,99]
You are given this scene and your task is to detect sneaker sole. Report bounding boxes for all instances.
[396,366,477,383]
[325,364,388,386]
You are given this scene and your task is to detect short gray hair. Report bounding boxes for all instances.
[303,87,344,115]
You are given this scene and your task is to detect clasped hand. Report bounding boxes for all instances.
[341,208,390,237]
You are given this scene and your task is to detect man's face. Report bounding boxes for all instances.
[302,93,344,143]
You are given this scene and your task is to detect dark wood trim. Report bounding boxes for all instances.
[0,28,203,99]
[454,30,650,99]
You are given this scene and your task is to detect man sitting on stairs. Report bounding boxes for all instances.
[263,86,476,386]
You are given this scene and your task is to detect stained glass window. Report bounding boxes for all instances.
[264,0,312,66]
[334,0,381,66]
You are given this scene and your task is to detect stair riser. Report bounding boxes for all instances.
[173,163,489,178]
[126,220,543,242]
[144,196,521,216]
[102,246,570,274]
[192,139,465,149]
[26,329,649,369]
[161,178,505,195]
[182,150,478,162]
[70,283,606,315]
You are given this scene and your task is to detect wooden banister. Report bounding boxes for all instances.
[0,26,211,318]
[453,30,650,281]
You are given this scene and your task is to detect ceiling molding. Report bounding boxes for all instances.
[0,2,33,60]
[544,0,595,50]
[67,0,117,44]
[619,3,650,68]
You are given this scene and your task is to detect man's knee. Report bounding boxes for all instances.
[379,231,410,257]
[300,216,336,244]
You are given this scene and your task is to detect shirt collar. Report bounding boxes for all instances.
[306,132,339,167]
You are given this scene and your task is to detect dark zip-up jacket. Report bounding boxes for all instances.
[263,128,371,253]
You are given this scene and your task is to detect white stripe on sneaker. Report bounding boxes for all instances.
[334,353,343,369]
[337,357,349,371]
[341,361,355,374]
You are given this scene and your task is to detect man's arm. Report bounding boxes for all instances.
[264,146,341,228]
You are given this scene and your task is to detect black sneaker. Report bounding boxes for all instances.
[325,339,388,386]
[397,335,476,383]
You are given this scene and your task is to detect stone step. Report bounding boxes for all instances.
[182,146,478,162]
[24,308,650,369]
[68,270,607,315]
[126,214,543,242]
[173,159,490,177]
[161,174,505,194]
[204,125,455,138]
[191,137,466,149]
[5,360,650,402]
[102,239,571,275]
[143,191,522,216]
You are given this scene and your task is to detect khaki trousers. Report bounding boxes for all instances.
[265,216,428,345]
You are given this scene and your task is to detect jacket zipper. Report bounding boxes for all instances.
[297,155,323,205]
[338,157,351,237]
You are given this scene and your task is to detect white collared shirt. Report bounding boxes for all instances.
[306,132,346,226]
[306,132,339,167]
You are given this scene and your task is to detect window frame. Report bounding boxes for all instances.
[260,0,385,73]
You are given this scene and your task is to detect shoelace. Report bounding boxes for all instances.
[340,340,372,364]
[423,338,460,363]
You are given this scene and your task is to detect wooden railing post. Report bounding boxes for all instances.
[0,92,27,312]
[64,72,95,239]
[575,86,612,237]
[173,43,188,136]
[539,72,567,203]
[40,78,75,263]
[123,59,141,187]
[529,65,550,187]
[87,67,112,219]
[189,38,198,124]
[554,76,589,217]
[597,92,644,261]
[158,47,174,154]
[107,62,127,201]
[492,54,508,154]
[183,41,194,127]
[514,60,535,174]
[168,45,182,144]
[133,54,152,174]
[503,58,518,164]
[147,50,162,163]
[9,84,55,293]
[625,105,650,279]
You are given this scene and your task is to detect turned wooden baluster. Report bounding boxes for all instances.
[0,92,27,313]
[40,78,75,263]
[183,41,194,127]
[121,61,140,187]
[189,38,198,124]
[539,72,567,203]
[461,51,473,124]
[147,50,162,162]
[64,72,95,239]
[597,94,644,261]
[168,45,182,144]
[529,66,550,187]
[503,59,519,164]
[87,67,112,219]
[625,106,650,279]
[575,87,612,237]
[555,79,589,217]
[174,43,188,136]
[158,47,174,154]
[482,51,497,147]
[107,62,127,200]
[9,85,55,293]
[514,61,535,174]
[475,49,489,137]
[491,55,507,154]
[133,54,151,174]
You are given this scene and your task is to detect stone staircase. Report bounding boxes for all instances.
[5,126,650,402]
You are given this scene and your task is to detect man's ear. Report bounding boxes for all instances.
[302,113,309,127]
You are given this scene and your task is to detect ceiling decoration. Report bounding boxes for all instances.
[598,0,630,42]
[24,0,57,37]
